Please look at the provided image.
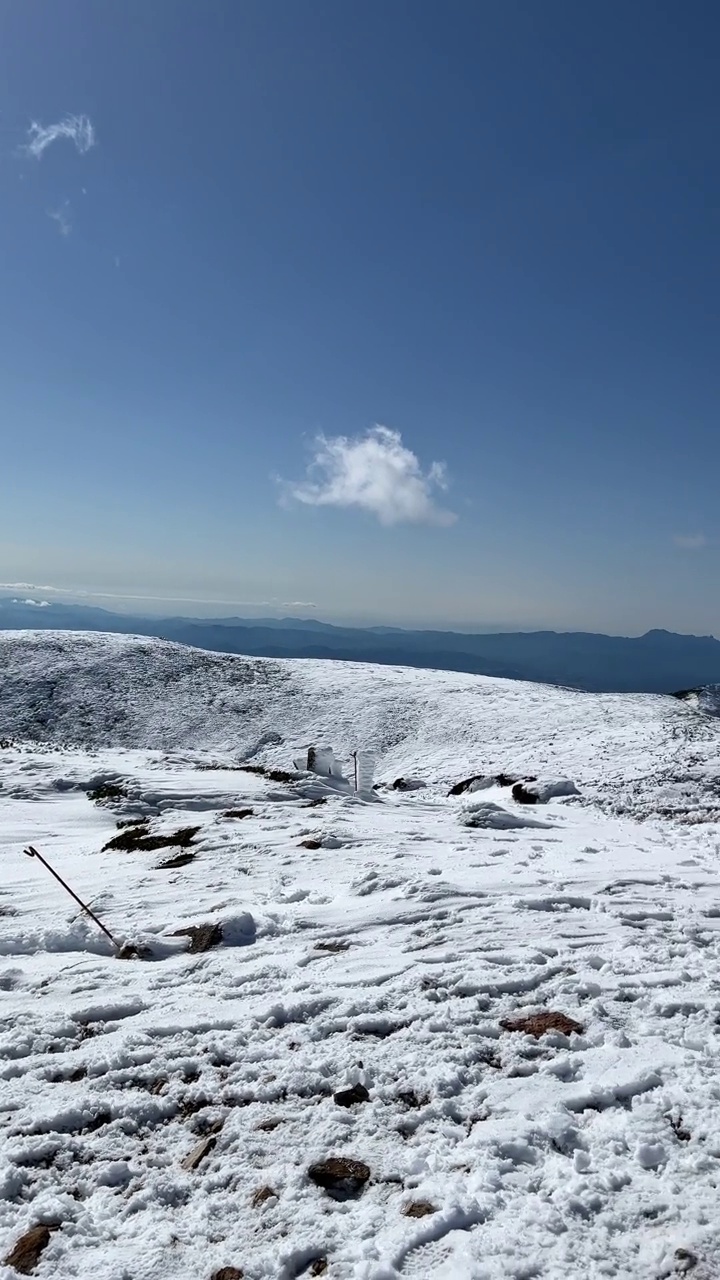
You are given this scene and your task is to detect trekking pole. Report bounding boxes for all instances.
[23,845,120,950]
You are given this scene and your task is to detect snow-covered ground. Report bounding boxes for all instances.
[2,632,720,1279]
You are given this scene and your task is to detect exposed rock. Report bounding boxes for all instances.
[255,1117,283,1132]
[674,1248,698,1273]
[171,922,223,953]
[403,1201,437,1218]
[3,1224,56,1274]
[309,1261,328,1276]
[513,779,579,804]
[212,1269,244,1280]
[223,808,254,819]
[300,838,322,850]
[315,939,350,953]
[88,781,127,803]
[449,774,488,796]
[512,782,539,804]
[116,942,154,960]
[397,1088,429,1109]
[392,777,426,791]
[156,850,196,869]
[501,1011,583,1038]
[450,773,535,796]
[333,1083,369,1108]
[307,1156,370,1199]
[180,1134,217,1171]
[251,1185,276,1207]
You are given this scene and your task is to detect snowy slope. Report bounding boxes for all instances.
[2,633,720,1279]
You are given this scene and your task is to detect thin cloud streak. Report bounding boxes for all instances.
[25,114,96,160]
[0,583,317,611]
[674,533,708,551]
[282,424,457,527]
[47,202,72,236]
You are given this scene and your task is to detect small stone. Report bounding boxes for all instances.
[300,838,322,850]
[500,1011,583,1038]
[333,1083,370,1108]
[315,940,350,952]
[4,1224,56,1274]
[212,1269,244,1280]
[116,942,154,960]
[156,851,196,869]
[181,1134,217,1170]
[251,1185,276,1208]
[403,1201,437,1218]
[223,808,254,819]
[512,782,539,804]
[309,1261,328,1276]
[171,922,223,953]
[674,1249,698,1273]
[307,1157,370,1200]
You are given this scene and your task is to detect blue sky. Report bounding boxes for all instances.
[2,0,718,633]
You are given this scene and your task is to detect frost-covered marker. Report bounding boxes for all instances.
[24,845,120,951]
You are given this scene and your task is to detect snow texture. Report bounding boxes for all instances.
[1,631,720,1279]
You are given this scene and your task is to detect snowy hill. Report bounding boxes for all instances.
[2,631,720,1278]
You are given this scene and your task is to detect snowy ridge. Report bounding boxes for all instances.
[1,630,719,821]
[1,632,720,1278]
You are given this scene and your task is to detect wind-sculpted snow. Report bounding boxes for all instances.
[1,630,720,822]
[2,632,720,1276]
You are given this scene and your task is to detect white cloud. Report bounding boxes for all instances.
[25,113,96,160]
[47,201,72,236]
[674,533,708,550]
[282,425,457,527]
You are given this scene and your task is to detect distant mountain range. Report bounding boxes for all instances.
[2,596,720,694]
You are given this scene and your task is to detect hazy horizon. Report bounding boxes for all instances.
[1,581,718,641]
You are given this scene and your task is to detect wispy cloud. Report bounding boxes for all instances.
[674,533,708,551]
[25,113,96,160]
[47,201,72,236]
[281,425,457,527]
[0,583,317,611]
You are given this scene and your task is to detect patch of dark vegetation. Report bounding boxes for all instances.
[223,808,254,819]
[501,1011,583,1038]
[333,1083,369,1108]
[307,1157,370,1200]
[116,817,147,829]
[156,851,197,869]
[240,764,300,784]
[171,922,223,953]
[403,1201,437,1218]
[103,825,200,853]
